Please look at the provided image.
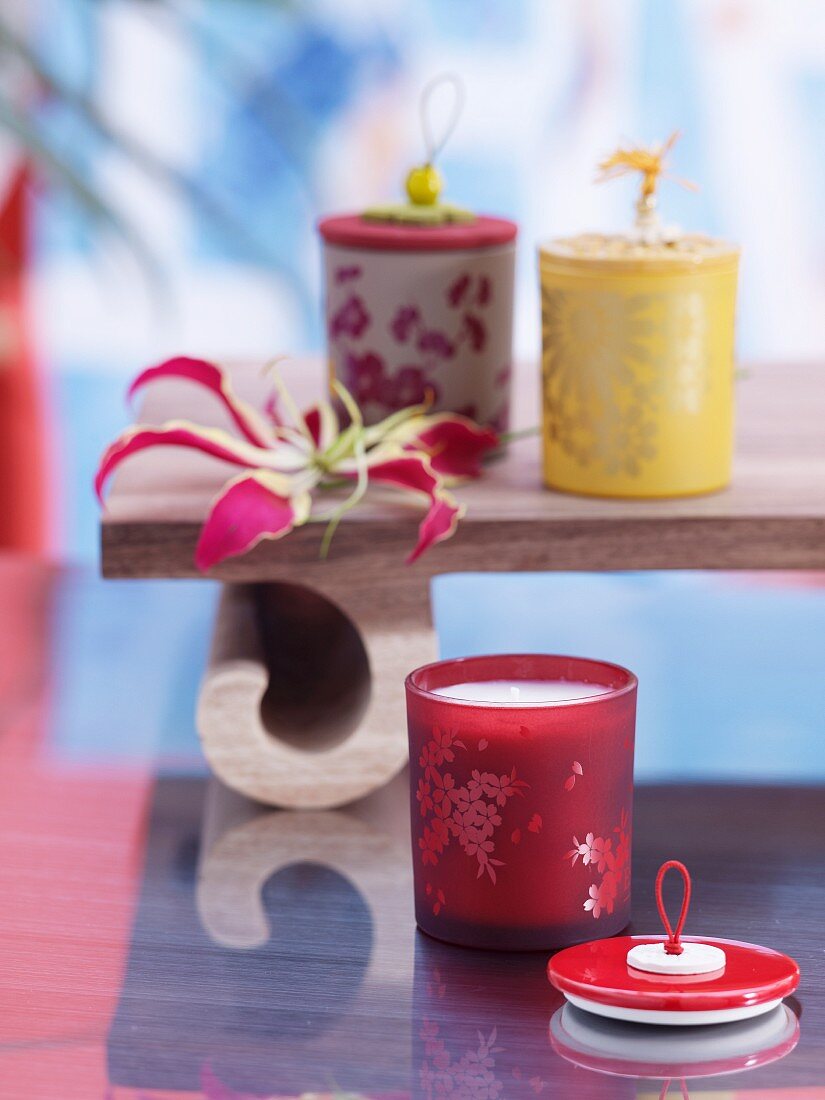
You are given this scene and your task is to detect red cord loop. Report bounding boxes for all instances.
[659,1080,691,1100]
[655,860,691,956]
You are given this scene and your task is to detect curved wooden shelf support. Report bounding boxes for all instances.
[197,575,435,809]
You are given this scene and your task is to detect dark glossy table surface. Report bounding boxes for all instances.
[1,557,824,1099]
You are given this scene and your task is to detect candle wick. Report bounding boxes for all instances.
[510,685,520,702]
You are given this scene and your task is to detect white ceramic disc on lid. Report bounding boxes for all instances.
[627,939,726,975]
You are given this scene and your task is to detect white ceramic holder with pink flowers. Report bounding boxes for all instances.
[319,218,517,432]
[318,74,517,432]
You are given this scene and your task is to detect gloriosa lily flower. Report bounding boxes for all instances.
[95,356,499,571]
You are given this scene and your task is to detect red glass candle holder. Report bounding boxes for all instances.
[406,654,637,951]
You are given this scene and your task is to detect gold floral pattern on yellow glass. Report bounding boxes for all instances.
[541,286,661,477]
[542,285,719,479]
[665,290,709,415]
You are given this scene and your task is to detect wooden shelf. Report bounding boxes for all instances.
[99,359,825,810]
[101,359,825,581]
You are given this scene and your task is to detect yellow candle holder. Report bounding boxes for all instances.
[540,135,740,499]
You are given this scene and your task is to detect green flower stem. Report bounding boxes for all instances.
[317,378,371,557]
[319,434,368,558]
[499,426,540,443]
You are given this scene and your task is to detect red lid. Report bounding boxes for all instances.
[317,213,517,253]
[548,936,800,1014]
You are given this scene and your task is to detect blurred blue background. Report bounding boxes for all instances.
[51,570,825,783]
[0,0,822,782]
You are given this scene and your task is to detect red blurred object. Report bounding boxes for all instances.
[405,654,637,950]
[317,213,517,252]
[0,164,48,553]
[0,557,150,1098]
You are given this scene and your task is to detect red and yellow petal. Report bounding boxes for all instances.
[407,492,465,564]
[395,413,499,480]
[350,450,465,562]
[363,452,440,498]
[195,472,311,572]
[128,356,272,448]
[94,420,286,503]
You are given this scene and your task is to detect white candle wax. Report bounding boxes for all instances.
[431,680,610,704]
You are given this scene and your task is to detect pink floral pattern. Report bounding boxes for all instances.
[417,726,529,885]
[335,264,362,284]
[329,293,370,339]
[390,304,421,342]
[387,293,486,364]
[564,808,631,920]
[384,365,434,409]
[328,265,504,426]
[462,313,487,352]
[447,273,471,307]
[418,329,456,358]
[345,350,384,406]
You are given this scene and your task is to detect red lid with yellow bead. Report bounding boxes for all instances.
[317,213,517,253]
[319,76,517,253]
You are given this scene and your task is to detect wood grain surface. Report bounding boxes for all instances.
[101,359,825,580]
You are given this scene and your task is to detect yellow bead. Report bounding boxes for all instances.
[406,163,442,206]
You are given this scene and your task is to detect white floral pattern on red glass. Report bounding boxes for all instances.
[563,760,584,791]
[564,808,631,920]
[417,726,529,885]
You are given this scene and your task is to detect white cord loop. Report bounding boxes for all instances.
[420,72,465,165]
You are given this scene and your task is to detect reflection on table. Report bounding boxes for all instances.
[105,774,813,1100]
[1,562,822,1099]
[108,774,414,1097]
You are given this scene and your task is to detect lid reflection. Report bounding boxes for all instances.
[549,1001,799,1081]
